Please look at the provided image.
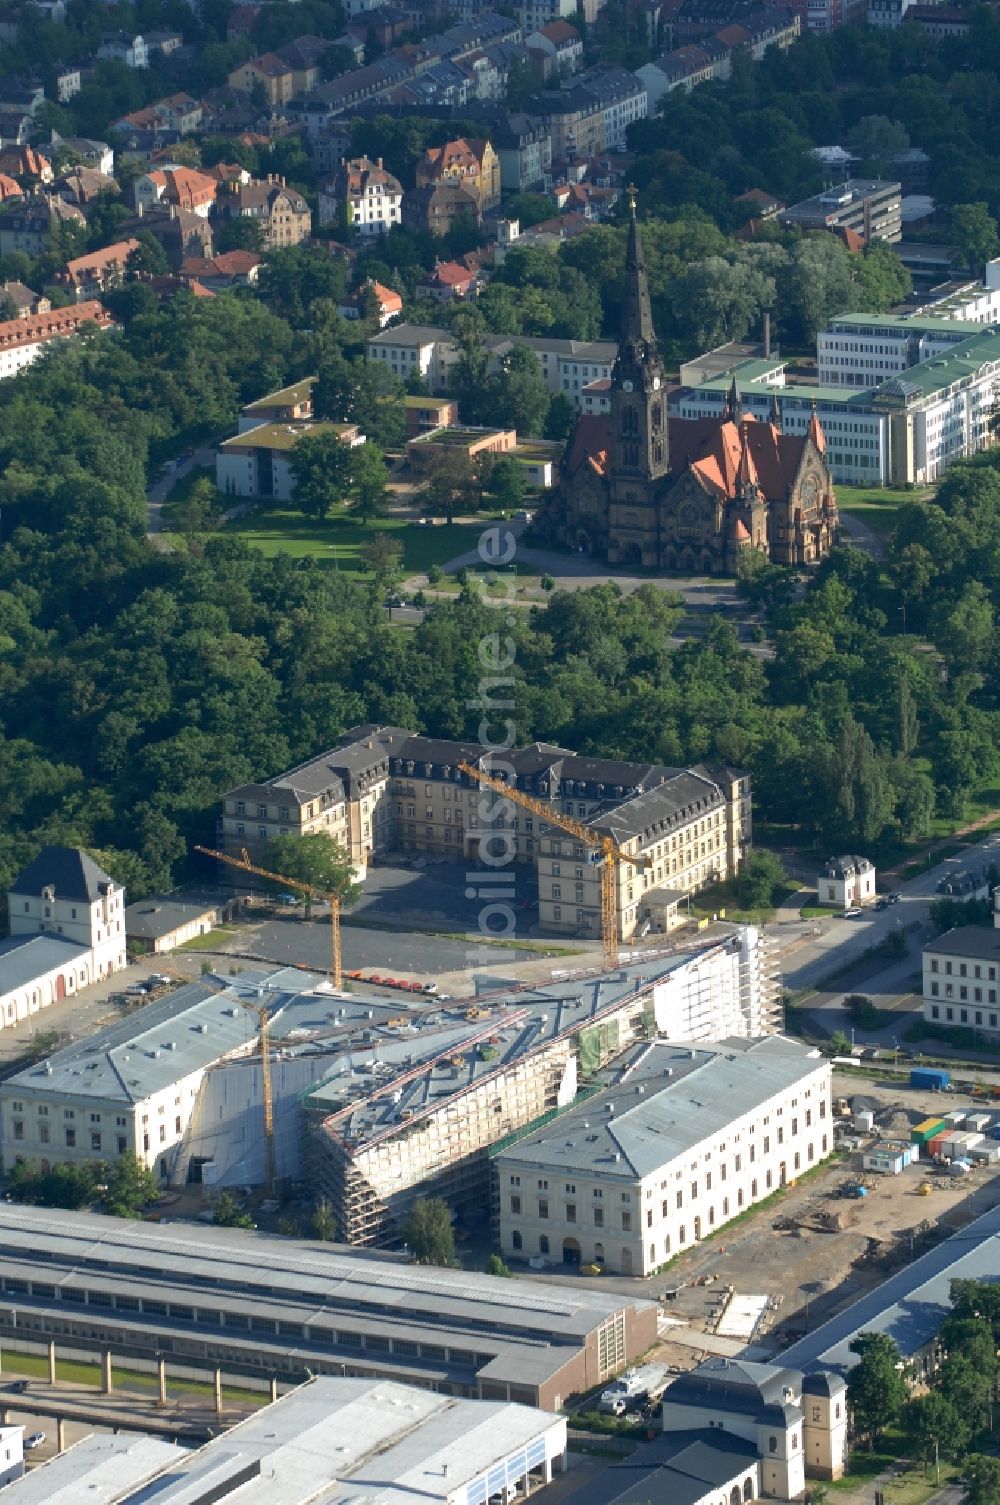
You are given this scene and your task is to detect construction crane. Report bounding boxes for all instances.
[457,761,647,970]
[194,844,343,991]
[153,956,277,1191]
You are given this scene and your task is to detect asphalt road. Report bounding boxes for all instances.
[770,827,1000,1048]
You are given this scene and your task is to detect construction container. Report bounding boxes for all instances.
[967,1113,992,1134]
[911,1067,950,1091]
[854,1110,875,1133]
[911,1118,946,1146]
[989,1124,1000,1141]
[957,1131,984,1152]
[969,1142,1000,1164]
[928,1132,951,1156]
[939,1133,970,1160]
[943,1109,968,1128]
[948,1158,973,1177]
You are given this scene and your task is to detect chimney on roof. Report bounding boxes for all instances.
[377,157,383,168]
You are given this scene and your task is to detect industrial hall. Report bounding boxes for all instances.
[545,190,840,575]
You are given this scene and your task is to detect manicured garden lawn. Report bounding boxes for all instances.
[218,507,479,576]
[837,484,932,536]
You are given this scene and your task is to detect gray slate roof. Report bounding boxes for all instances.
[497,1036,827,1179]
[9,845,114,903]
[923,926,1000,961]
[0,934,88,995]
[556,1428,759,1505]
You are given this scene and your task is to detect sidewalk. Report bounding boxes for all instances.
[881,806,1000,883]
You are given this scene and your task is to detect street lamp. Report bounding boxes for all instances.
[898,605,906,636]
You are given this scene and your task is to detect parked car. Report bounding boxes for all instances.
[8,1380,29,1394]
[889,891,902,903]
[275,893,300,907]
[24,1433,45,1450]
[843,908,863,918]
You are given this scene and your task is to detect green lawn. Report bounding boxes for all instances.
[177,926,238,951]
[837,484,931,536]
[212,508,479,577]
[1,1346,266,1405]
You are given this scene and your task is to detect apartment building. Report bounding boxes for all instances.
[922,927,1000,1038]
[215,177,312,248]
[54,237,140,298]
[532,68,647,161]
[907,260,1000,325]
[219,727,750,939]
[318,156,403,234]
[778,179,902,245]
[0,298,112,379]
[367,323,617,408]
[415,136,501,212]
[496,1036,832,1275]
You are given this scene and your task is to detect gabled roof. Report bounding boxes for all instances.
[671,413,810,501]
[564,414,611,478]
[9,845,116,902]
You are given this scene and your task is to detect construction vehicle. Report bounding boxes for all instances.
[154,954,277,1191]
[457,761,648,970]
[194,844,345,991]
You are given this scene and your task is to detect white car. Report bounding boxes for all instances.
[24,1433,45,1450]
[843,908,864,919]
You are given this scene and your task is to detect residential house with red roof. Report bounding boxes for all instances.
[417,260,479,302]
[415,137,501,212]
[55,238,141,298]
[0,299,112,380]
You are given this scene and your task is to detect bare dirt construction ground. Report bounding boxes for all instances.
[637,1072,1000,1375]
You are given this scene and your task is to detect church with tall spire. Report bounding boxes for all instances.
[548,191,839,574]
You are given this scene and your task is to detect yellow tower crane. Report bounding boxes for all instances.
[457,761,647,971]
[194,844,344,991]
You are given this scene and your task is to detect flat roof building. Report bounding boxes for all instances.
[778,179,901,244]
[0,1205,658,1407]
[0,1435,181,1503]
[1,1378,566,1505]
[496,1036,831,1276]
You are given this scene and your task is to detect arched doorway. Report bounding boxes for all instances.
[731,1488,741,1505]
[623,542,642,569]
[621,1248,633,1274]
[744,1479,754,1502]
[562,1237,581,1267]
[55,973,66,1001]
[576,531,593,555]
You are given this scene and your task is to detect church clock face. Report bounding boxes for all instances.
[622,380,634,392]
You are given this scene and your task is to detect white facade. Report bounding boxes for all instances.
[97,33,148,66]
[816,855,875,909]
[0,973,269,1180]
[817,315,982,388]
[497,1038,832,1277]
[923,927,1000,1037]
[521,0,578,37]
[0,1427,23,1488]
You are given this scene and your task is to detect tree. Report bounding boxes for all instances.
[216,216,265,254]
[312,1198,336,1241]
[737,848,786,908]
[359,531,403,585]
[545,392,576,442]
[486,1253,513,1277]
[845,115,910,175]
[420,448,479,522]
[903,1392,969,1473]
[478,346,551,437]
[403,1196,457,1266]
[350,441,391,522]
[214,1191,255,1228]
[965,1456,1000,1505]
[261,832,361,916]
[126,232,170,279]
[102,1152,158,1218]
[506,55,537,109]
[951,203,999,273]
[481,454,526,513]
[289,431,355,520]
[846,1333,909,1448]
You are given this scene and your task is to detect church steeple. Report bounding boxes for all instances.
[620,185,657,356]
[608,187,668,490]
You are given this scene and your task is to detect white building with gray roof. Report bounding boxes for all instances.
[0,967,319,1182]
[0,846,126,1032]
[496,1036,831,1276]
